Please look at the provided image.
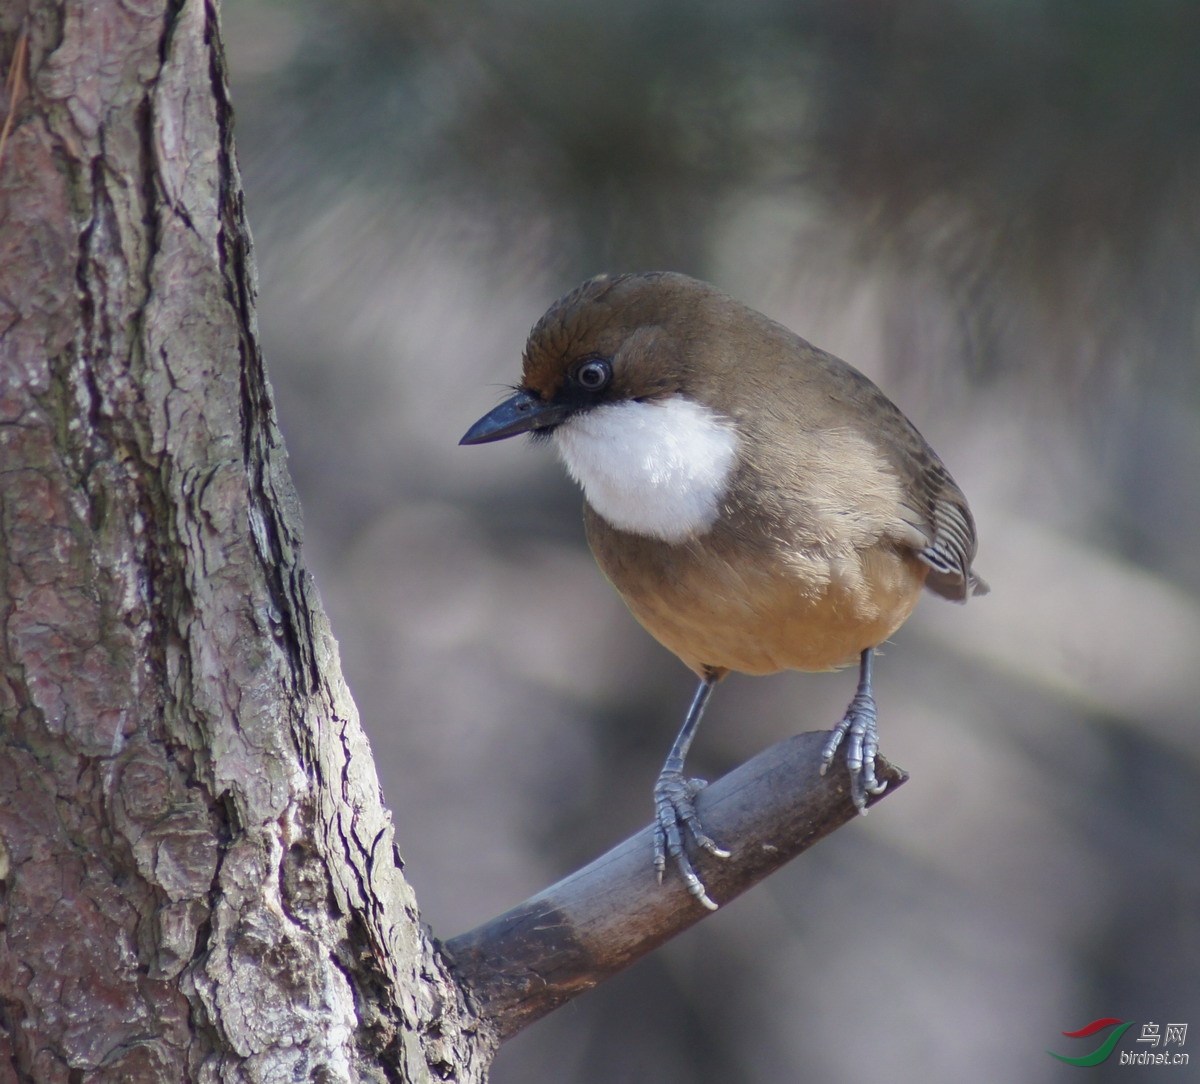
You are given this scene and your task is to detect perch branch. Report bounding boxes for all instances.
[442,730,907,1041]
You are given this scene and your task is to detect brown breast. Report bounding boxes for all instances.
[586,506,929,676]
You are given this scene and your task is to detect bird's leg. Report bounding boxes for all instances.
[820,647,887,813]
[653,672,731,910]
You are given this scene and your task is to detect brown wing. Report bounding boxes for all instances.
[899,449,988,601]
[795,339,988,603]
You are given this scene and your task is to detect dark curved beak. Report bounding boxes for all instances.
[459,389,569,445]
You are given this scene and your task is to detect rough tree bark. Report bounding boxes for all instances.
[0,2,905,1080]
[0,2,489,1080]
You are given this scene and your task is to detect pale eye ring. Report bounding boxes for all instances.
[573,358,612,391]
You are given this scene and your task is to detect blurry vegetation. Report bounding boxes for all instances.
[239,0,1200,347]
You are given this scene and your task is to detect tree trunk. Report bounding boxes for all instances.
[0,2,490,1079]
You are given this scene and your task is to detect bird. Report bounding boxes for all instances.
[460,271,987,910]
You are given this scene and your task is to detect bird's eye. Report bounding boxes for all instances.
[573,358,612,391]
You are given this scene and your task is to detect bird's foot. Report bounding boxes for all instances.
[652,769,731,911]
[820,688,887,813]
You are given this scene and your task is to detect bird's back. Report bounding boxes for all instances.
[670,289,986,603]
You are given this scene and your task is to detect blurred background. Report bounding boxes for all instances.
[222,1,1199,1080]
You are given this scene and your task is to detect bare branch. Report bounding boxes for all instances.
[442,731,907,1041]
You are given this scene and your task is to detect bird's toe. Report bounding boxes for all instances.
[653,770,729,910]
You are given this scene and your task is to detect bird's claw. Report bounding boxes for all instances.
[820,690,887,813]
[652,770,730,910]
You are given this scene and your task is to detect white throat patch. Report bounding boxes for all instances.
[552,397,739,542]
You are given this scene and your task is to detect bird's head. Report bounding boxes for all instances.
[459,272,729,445]
[460,273,743,542]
